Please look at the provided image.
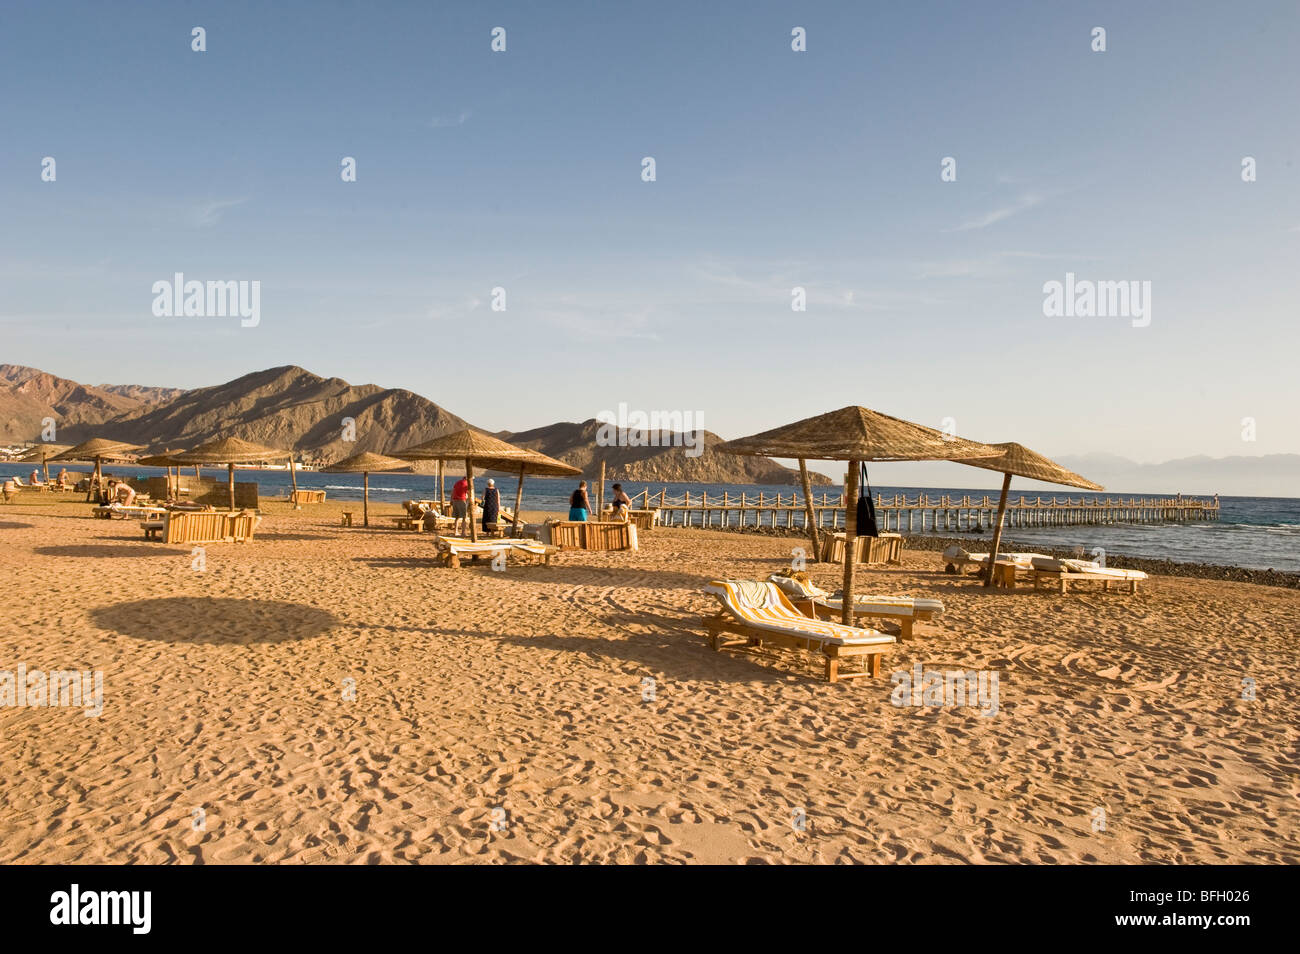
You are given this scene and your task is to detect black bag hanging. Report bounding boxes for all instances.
[856,461,880,537]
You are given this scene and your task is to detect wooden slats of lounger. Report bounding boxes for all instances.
[767,574,944,641]
[1027,557,1147,594]
[702,580,894,683]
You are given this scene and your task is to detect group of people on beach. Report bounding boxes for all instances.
[435,475,635,536]
[568,481,631,521]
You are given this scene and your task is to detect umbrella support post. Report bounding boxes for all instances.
[984,473,1013,587]
[288,454,301,509]
[513,464,525,537]
[798,458,819,562]
[466,458,478,542]
[841,461,859,626]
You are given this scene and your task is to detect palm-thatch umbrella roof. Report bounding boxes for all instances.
[135,449,188,467]
[954,441,1103,587]
[173,437,288,465]
[393,429,538,468]
[50,439,144,502]
[959,442,1103,490]
[50,438,143,463]
[322,452,413,528]
[393,429,580,539]
[718,406,1001,627]
[15,443,73,462]
[715,405,998,462]
[322,451,413,474]
[174,437,290,511]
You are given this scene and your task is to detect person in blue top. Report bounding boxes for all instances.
[569,481,592,521]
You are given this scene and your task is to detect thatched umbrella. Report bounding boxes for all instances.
[717,406,999,625]
[50,439,144,502]
[393,429,578,541]
[321,452,412,527]
[174,437,290,511]
[953,442,1103,587]
[16,443,73,485]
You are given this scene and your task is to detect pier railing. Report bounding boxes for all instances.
[630,489,1220,531]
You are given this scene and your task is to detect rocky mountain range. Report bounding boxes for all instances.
[0,364,826,484]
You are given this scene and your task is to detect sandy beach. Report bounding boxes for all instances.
[1,497,1296,864]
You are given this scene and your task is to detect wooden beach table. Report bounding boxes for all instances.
[432,536,555,569]
[289,489,326,505]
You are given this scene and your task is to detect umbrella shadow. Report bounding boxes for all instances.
[35,544,189,559]
[0,521,34,530]
[91,597,340,644]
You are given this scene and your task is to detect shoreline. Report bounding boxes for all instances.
[677,522,1300,590]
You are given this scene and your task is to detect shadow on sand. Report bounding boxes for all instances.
[35,544,188,559]
[91,597,340,645]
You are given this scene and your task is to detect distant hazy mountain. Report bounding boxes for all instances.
[502,419,833,485]
[96,382,188,406]
[0,364,176,441]
[1052,453,1300,498]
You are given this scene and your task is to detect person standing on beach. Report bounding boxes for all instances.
[482,478,501,534]
[452,474,471,536]
[569,481,592,522]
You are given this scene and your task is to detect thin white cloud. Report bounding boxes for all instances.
[943,192,1043,232]
[191,197,248,228]
[430,109,472,128]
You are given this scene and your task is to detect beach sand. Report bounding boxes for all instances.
[1,497,1296,864]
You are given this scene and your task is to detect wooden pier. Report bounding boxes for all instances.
[632,489,1220,531]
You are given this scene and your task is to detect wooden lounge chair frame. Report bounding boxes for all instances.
[790,597,939,642]
[702,581,894,683]
[1029,569,1142,595]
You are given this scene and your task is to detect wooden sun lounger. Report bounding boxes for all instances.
[942,546,1052,575]
[1027,558,1147,594]
[432,536,555,568]
[94,504,167,520]
[702,580,895,683]
[768,575,944,641]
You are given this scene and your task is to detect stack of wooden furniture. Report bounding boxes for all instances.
[141,510,260,544]
[544,520,638,551]
[818,531,903,566]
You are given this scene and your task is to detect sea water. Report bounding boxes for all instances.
[4,465,1296,573]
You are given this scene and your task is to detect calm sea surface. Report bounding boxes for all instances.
[5,464,1297,572]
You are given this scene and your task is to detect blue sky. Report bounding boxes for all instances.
[2,0,1297,466]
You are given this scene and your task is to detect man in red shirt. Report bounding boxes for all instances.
[451,475,471,535]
